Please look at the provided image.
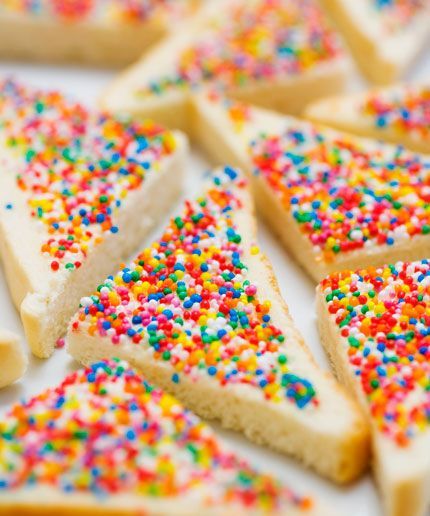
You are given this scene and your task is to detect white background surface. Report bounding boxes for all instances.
[0,49,429,516]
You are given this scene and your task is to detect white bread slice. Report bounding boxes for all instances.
[192,91,430,282]
[319,0,430,85]
[0,1,197,67]
[0,78,188,358]
[67,166,369,484]
[0,358,332,516]
[0,329,27,388]
[102,0,351,135]
[316,260,430,516]
[305,83,430,154]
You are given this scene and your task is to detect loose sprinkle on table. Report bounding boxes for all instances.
[362,86,430,138]
[72,168,317,409]
[0,79,176,272]
[321,261,430,445]
[249,125,430,263]
[0,359,312,511]
[138,0,342,96]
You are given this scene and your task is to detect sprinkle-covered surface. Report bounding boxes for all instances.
[320,261,430,446]
[72,167,318,409]
[373,0,426,30]
[0,359,313,511]
[139,0,343,97]
[362,86,430,139]
[0,79,176,272]
[248,123,430,263]
[0,0,175,23]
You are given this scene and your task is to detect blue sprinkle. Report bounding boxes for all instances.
[224,166,238,179]
[122,273,132,283]
[126,430,136,440]
[207,366,217,376]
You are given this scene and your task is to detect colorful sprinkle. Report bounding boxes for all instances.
[138,0,343,96]
[0,0,178,23]
[71,168,317,409]
[0,359,312,511]
[0,79,176,272]
[249,123,430,263]
[362,85,430,139]
[373,0,425,29]
[321,260,430,445]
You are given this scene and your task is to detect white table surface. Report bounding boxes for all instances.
[0,47,429,516]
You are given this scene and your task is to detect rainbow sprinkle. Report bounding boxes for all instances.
[139,0,343,96]
[0,359,312,511]
[71,167,317,409]
[362,86,430,139]
[0,0,174,23]
[373,0,425,29]
[320,261,430,446]
[249,124,430,263]
[0,79,176,272]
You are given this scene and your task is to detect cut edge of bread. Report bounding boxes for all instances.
[100,0,352,134]
[315,285,430,516]
[0,483,335,516]
[0,357,335,516]
[67,166,370,485]
[0,1,203,68]
[0,132,188,358]
[102,57,351,136]
[191,92,430,282]
[319,0,430,85]
[0,329,27,388]
[304,87,430,154]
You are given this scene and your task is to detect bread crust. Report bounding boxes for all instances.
[0,329,27,388]
[192,92,430,283]
[319,0,430,85]
[68,168,370,485]
[0,130,188,357]
[316,286,430,516]
[305,87,430,155]
[0,3,199,67]
[0,486,331,516]
[101,0,351,133]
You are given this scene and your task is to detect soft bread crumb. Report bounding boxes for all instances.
[0,329,27,388]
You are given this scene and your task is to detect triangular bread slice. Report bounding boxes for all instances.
[192,91,430,282]
[0,329,27,388]
[305,83,430,154]
[319,0,430,85]
[0,78,188,358]
[0,1,197,67]
[102,0,350,135]
[316,260,430,516]
[0,358,333,516]
[68,166,369,484]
